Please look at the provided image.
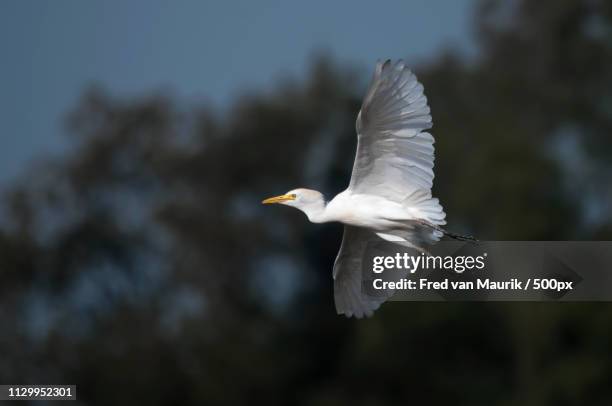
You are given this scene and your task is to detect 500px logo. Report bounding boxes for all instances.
[372,252,488,274]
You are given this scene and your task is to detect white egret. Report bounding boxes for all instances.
[263,60,470,318]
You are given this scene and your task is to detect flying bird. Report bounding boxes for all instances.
[263,60,469,318]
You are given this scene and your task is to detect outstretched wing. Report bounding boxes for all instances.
[349,60,435,201]
[333,226,397,318]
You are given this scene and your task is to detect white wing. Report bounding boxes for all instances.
[333,223,444,318]
[333,60,447,318]
[333,226,396,318]
[349,59,436,201]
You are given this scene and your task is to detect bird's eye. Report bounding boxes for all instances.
[290,194,297,199]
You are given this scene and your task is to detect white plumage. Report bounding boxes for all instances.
[263,60,449,318]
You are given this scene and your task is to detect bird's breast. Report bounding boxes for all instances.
[325,192,411,230]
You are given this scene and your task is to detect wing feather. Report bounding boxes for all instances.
[349,60,436,201]
[333,226,394,318]
[332,60,448,318]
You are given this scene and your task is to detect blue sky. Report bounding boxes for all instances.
[1,0,476,187]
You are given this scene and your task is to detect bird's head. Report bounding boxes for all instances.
[262,188,326,222]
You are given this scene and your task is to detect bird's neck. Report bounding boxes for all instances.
[301,200,328,223]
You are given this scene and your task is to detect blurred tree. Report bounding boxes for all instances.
[1,1,612,405]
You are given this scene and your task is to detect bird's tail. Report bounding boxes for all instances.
[395,188,477,243]
[402,189,446,227]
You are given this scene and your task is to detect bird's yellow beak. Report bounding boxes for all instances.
[262,194,296,204]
